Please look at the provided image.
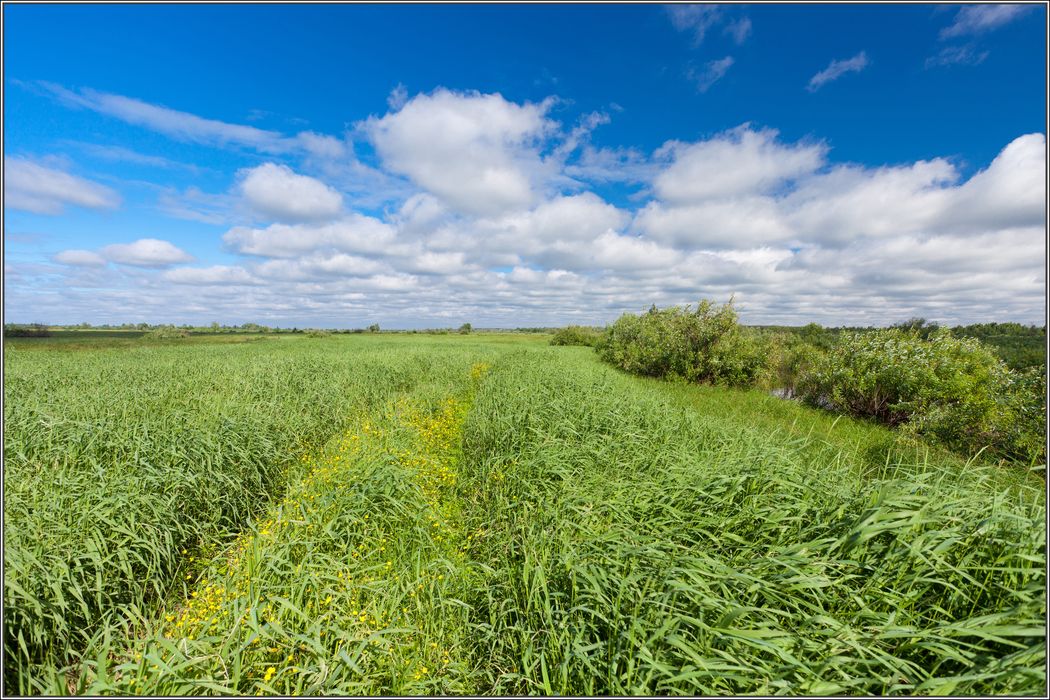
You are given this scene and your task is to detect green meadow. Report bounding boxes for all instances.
[3,333,1045,695]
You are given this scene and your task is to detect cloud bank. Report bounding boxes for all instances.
[15,86,1047,327]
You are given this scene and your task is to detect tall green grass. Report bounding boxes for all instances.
[4,336,1044,694]
[458,348,1045,694]
[2,336,495,693]
[53,357,493,695]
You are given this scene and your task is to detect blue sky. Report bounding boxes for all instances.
[3,3,1046,327]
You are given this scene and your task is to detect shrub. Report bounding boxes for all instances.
[999,366,1047,465]
[795,322,837,350]
[891,317,941,339]
[459,323,473,335]
[596,300,768,387]
[306,329,331,338]
[797,328,1045,463]
[763,332,827,395]
[550,325,602,347]
[144,327,188,340]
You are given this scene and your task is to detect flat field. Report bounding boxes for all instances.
[2,333,1045,695]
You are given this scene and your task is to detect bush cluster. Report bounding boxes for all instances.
[549,325,603,347]
[762,332,828,397]
[796,328,1045,465]
[595,301,1044,467]
[596,300,767,387]
[145,326,189,340]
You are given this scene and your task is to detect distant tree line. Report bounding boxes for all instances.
[950,322,1046,372]
[25,321,500,336]
[3,323,51,338]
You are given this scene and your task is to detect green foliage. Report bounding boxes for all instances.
[797,328,1045,464]
[2,337,484,692]
[549,325,602,347]
[596,299,768,387]
[145,326,189,340]
[951,322,1046,372]
[458,323,472,335]
[4,335,1044,694]
[305,329,331,338]
[891,317,941,339]
[762,332,828,395]
[367,323,381,333]
[795,322,837,350]
[999,366,1048,466]
[460,351,1044,695]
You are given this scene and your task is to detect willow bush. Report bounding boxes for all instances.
[549,325,603,347]
[596,300,768,387]
[796,328,1045,465]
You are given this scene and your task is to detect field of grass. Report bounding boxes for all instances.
[3,333,1045,695]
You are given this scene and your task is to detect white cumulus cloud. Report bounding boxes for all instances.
[101,238,194,268]
[944,132,1046,232]
[652,126,826,203]
[636,196,793,249]
[237,163,344,223]
[638,129,1045,250]
[781,158,959,245]
[52,249,108,267]
[12,80,1046,328]
[364,88,556,217]
[163,265,259,285]
[223,214,399,259]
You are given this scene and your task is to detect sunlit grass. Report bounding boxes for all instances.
[65,362,492,695]
[2,337,492,694]
[458,350,1045,695]
[3,335,1044,695]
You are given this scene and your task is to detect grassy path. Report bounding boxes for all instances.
[3,340,443,695]
[75,362,491,695]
